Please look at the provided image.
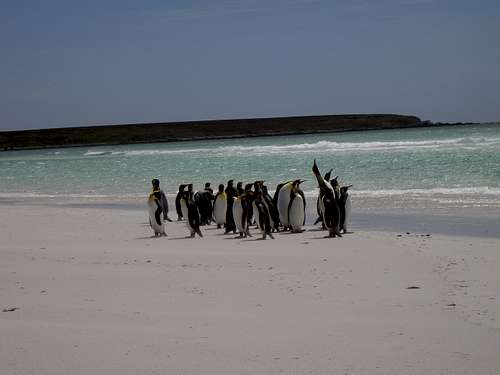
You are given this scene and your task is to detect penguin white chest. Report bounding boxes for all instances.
[289,194,304,231]
[232,198,245,233]
[277,183,292,226]
[214,195,227,226]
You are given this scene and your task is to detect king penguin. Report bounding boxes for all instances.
[314,169,333,229]
[339,185,352,233]
[175,184,187,221]
[277,179,306,232]
[148,191,167,237]
[213,184,227,229]
[273,181,293,230]
[232,192,253,238]
[180,191,203,238]
[253,188,274,239]
[312,159,342,238]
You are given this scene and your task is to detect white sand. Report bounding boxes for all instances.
[1,203,499,375]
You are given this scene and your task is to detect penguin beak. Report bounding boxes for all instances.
[299,179,306,185]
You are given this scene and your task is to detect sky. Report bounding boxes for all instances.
[1,0,499,131]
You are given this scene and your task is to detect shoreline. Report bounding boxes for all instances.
[2,196,499,239]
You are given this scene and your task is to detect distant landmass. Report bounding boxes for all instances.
[1,114,433,150]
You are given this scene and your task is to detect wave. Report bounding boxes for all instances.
[302,186,500,198]
[350,186,500,198]
[83,136,500,157]
[3,186,498,200]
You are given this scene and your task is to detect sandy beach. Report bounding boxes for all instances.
[1,202,499,375]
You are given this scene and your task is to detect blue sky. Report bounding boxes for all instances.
[1,0,499,130]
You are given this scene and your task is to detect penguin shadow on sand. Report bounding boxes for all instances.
[241,235,275,242]
[136,222,204,241]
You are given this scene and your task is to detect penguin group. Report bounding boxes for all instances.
[312,159,352,237]
[148,160,352,239]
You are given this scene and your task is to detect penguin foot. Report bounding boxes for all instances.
[268,232,275,239]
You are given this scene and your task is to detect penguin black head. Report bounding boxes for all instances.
[254,180,265,190]
[218,184,224,193]
[324,169,333,181]
[187,184,193,192]
[237,182,243,189]
[227,180,234,187]
[152,179,160,189]
[244,183,253,192]
[205,182,211,189]
[330,176,339,188]
[340,185,352,196]
[291,179,306,193]
[178,184,187,192]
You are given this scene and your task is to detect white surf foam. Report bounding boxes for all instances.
[83,136,500,157]
[302,186,500,198]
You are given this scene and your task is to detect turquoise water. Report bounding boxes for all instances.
[1,124,499,209]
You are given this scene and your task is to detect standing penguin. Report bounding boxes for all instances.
[253,188,274,239]
[147,191,167,237]
[195,189,214,226]
[180,191,203,238]
[339,185,352,233]
[224,180,238,234]
[232,192,253,238]
[314,169,333,229]
[277,180,305,231]
[175,184,187,221]
[273,181,291,229]
[289,180,306,233]
[252,181,264,229]
[312,160,342,238]
[213,184,227,229]
[262,184,280,231]
[244,183,254,226]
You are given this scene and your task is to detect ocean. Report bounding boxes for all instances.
[1,123,499,217]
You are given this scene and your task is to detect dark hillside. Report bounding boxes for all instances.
[1,114,423,150]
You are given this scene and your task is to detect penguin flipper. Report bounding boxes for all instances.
[287,193,296,226]
[298,189,306,225]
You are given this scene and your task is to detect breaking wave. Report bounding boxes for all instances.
[83,136,500,157]
[302,186,500,198]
